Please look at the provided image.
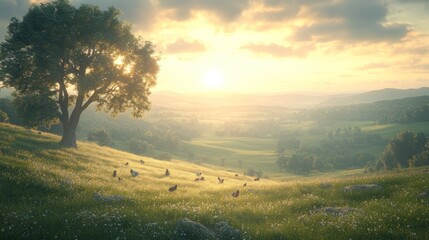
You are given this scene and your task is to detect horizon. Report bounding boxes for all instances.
[1,0,428,94]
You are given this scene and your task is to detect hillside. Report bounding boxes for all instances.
[1,123,429,239]
[323,87,429,105]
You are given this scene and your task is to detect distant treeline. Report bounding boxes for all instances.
[276,127,384,174]
[298,95,429,124]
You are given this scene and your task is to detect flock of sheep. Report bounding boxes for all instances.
[113,160,262,198]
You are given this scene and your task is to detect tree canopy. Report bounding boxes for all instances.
[0,0,159,147]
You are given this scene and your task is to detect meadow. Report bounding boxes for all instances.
[1,123,429,239]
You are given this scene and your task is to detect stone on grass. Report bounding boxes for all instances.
[417,191,429,199]
[92,192,123,202]
[214,221,242,240]
[175,218,215,240]
[343,184,382,192]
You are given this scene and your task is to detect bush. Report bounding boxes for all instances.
[128,138,148,154]
[247,167,255,176]
[88,129,111,146]
[0,110,8,122]
[154,152,172,161]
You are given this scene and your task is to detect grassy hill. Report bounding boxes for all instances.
[1,123,429,239]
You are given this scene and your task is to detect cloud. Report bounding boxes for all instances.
[241,43,312,58]
[0,0,32,38]
[71,0,156,30]
[166,38,206,54]
[292,0,410,42]
[157,0,251,21]
[357,63,390,71]
[0,0,157,39]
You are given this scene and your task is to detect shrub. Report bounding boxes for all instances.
[154,152,172,161]
[88,129,111,146]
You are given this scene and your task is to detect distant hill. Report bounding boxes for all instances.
[323,87,429,105]
[151,91,333,108]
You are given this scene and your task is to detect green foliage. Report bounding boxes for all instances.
[299,96,429,124]
[277,136,300,156]
[13,94,59,128]
[154,152,172,161]
[0,110,8,122]
[0,98,20,124]
[0,0,159,147]
[246,167,255,176]
[87,129,111,146]
[128,138,149,154]
[377,131,428,170]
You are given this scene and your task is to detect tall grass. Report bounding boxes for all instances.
[1,123,429,239]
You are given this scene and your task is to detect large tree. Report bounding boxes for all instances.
[0,0,159,147]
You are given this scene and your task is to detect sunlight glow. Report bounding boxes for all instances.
[203,69,225,90]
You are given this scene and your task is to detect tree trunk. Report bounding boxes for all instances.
[59,108,82,148]
[60,124,77,148]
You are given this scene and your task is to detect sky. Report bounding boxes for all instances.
[0,0,429,94]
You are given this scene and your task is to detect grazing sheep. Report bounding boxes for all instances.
[130,169,139,177]
[140,160,145,164]
[195,178,200,181]
[232,190,239,198]
[243,183,247,187]
[165,169,170,176]
[169,184,177,192]
[235,174,238,177]
[254,178,260,181]
[125,162,129,166]
[196,172,202,176]
[200,176,205,181]
[113,170,117,177]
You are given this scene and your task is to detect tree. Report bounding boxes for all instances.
[13,93,59,128]
[0,0,159,147]
[377,131,428,170]
[0,110,8,123]
[88,129,111,146]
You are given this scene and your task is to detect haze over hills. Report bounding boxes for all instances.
[2,87,429,108]
[322,87,429,106]
[151,87,429,108]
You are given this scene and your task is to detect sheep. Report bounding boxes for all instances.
[130,169,139,177]
[232,190,239,198]
[169,184,177,192]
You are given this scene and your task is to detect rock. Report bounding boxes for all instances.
[320,207,359,216]
[92,192,123,202]
[175,218,215,240]
[213,221,242,240]
[343,184,382,192]
[417,191,429,199]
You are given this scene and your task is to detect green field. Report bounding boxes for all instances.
[170,118,429,175]
[2,123,429,239]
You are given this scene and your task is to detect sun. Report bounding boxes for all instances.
[203,69,225,90]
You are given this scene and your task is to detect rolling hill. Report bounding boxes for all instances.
[1,123,429,239]
[323,87,429,105]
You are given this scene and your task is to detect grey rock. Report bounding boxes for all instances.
[214,221,242,240]
[417,191,429,199]
[92,192,123,202]
[343,184,382,192]
[175,218,215,240]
